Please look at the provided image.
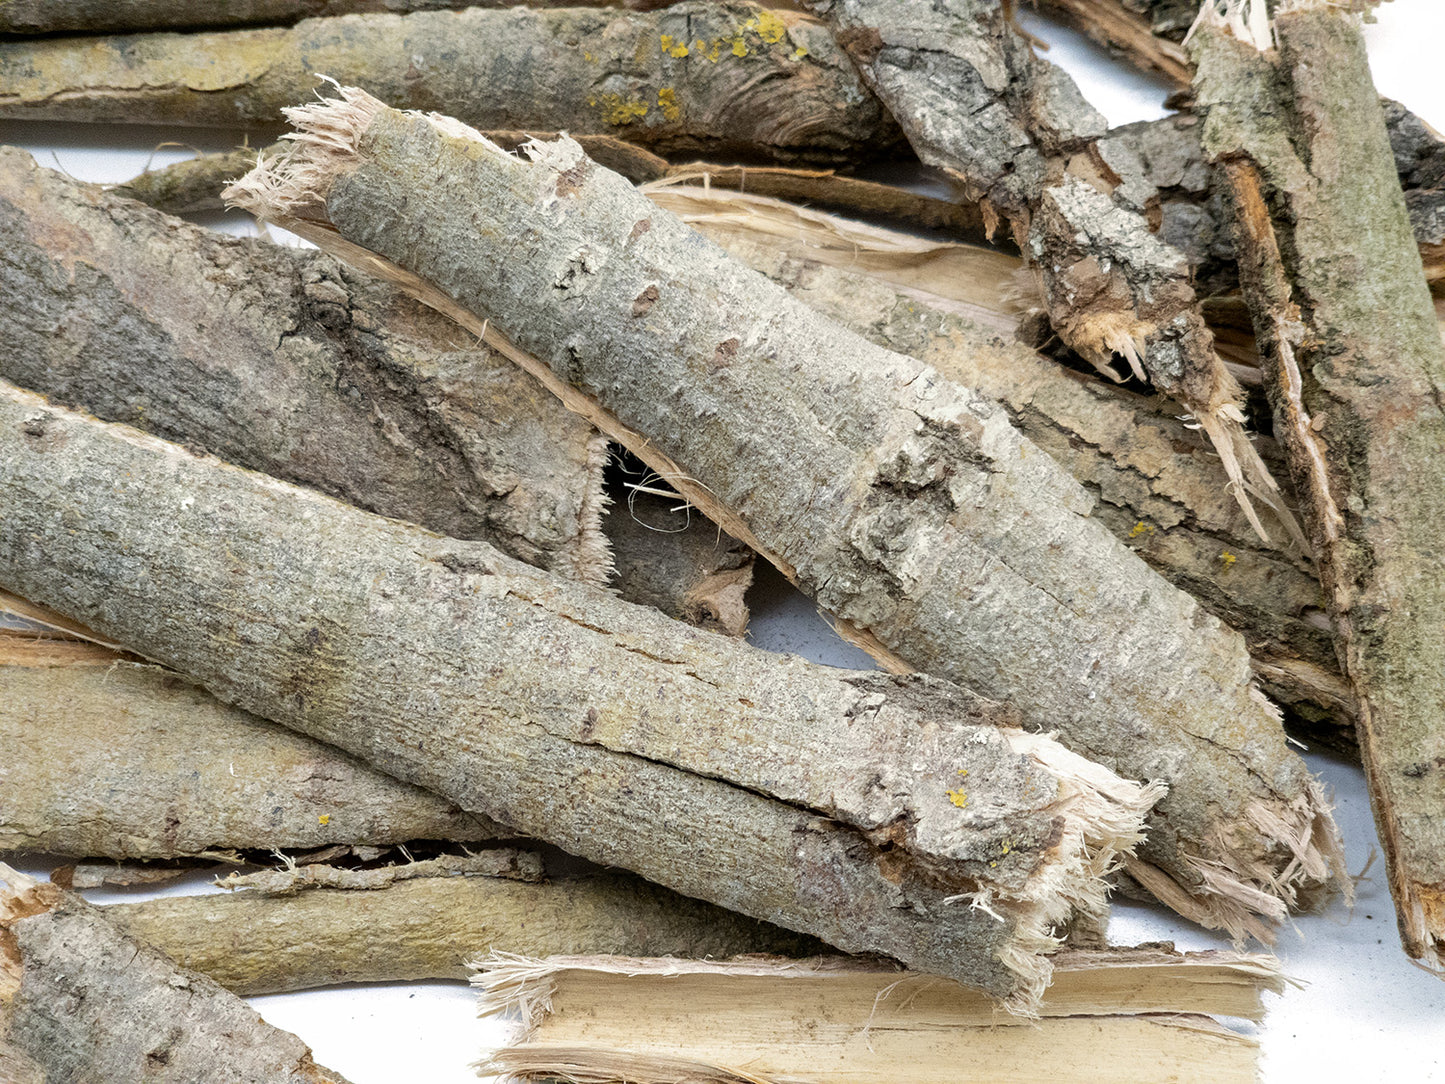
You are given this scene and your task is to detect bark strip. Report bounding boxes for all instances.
[0,3,898,163]
[107,866,824,995]
[1193,0,1445,974]
[796,0,1292,544]
[0,647,502,859]
[0,865,353,1083]
[473,951,1277,1083]
[0,381,1161,1010]
[225,89,1343,939]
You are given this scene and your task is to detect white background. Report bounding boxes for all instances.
[5,1,1445,1080]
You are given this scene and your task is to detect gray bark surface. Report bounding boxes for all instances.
[0,382,1159,1008]
[0,866,352,1084]
[702,229,1349,748]
[0,0,678,35]
[225,94,1343,939]
[0,657,501,858]
[0,147,610,586]
[798,0,1286,543]
[109,868,824,995]
[0,3,898,163]
[1194,4,1445,974]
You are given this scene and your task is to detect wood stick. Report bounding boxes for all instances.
[795,0,1293,546]
[1192,0,1445,975]
[1033,0,1192,87]
[107,865,825,995]
[0,146,611,587]
[0,3,898,163]
[0,640,502,859]
[0,381,1162,1010]
[0,0,680,35]
[0,864,354,1083]
[473,950,1282,1083]
[224,89,1344,940]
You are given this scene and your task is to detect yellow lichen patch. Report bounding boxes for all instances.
[1129,521,1155,539]
[744,10,789,44]
[1220,551,1237,568]
[731,36,750,57]
[318,814,330,826]
[657,87,680,123]
[791,44,810,61]
[946,788,969,809]
[583,51,595,63]
[704,38,725,62]
[659,34,689,58]
[596,93,649,126]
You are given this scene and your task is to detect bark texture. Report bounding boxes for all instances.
[225,92,1343,939]
[0,653,501,859]
[0,865,353,1084]
[695,223,1350,748]
[1193,3,1445,974]
[0,3,898,163]
[0,0,679,35]
[0,147,610,586]
[797,0,1286,544]
[0,381,1162,1009]
[109,868,824,995]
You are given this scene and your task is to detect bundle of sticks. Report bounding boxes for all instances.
[2,0,1441,1080]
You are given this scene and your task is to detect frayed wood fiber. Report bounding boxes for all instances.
[223,86,1345,940]
[0,380,1163,1011]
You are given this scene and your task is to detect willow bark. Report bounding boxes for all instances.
[1193,3,1445,974]
[0,381,1160,1009]
[225,91,1343,939]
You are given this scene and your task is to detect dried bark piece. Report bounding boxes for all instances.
[608,487,754,637]
[1033,0,1192,86]
[0,382,1161,1010]
[109,866,825,995]
[0,0,680,35]
[0,3,898,163]
[0,645,502,859]
[798,0,1291,544]
[474,950,1282,1083]
[214,849,544,894]
[50,863,195,890]
[689,216,1351,749]
[1193,0,1445,975]
[0,865,353,1083]
[0,146,610,586]
[225,89,1343,939]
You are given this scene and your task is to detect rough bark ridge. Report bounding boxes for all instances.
[109,866,824,995]
[696,224,1349,748]
[799,0,1290,543]
[225,91,1343,939]
[0,382,1162,1009]
[0,653,501,858]
[0,0,680,35]
[1193,1,1445,974]
[0,865,353,1083]
[0,3,898,163]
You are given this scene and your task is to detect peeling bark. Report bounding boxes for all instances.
[214,849,544,894]
[108,866,824,995]
[0,147,610,586]
[0,649,502,859]
[1193,2,1445,974]
[0,865,353,1083]
[798,0,1291,543]
[224,91,1343,939]
[0,0,680,35]
[0,3,898,163]
[0,381,1162,1009]
[1033,0,1192,86]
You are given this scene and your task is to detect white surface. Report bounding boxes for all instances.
[6,2,1445,1080]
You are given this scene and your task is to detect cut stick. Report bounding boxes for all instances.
[0,3,899,163]
[473,951,1281,1083]
[796,0,1293,545]
[0,146,610,587]
[1034,0,1193,87]
[108,865,825,996]
[685,214,1352,749]
[224,89,1343,940]
[0,382,1161,1011]
[1192,0,1445,975]
[0,864,354,1083]
[0,636,502,859]
[0,0,681,35]
[608,486,754,637]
